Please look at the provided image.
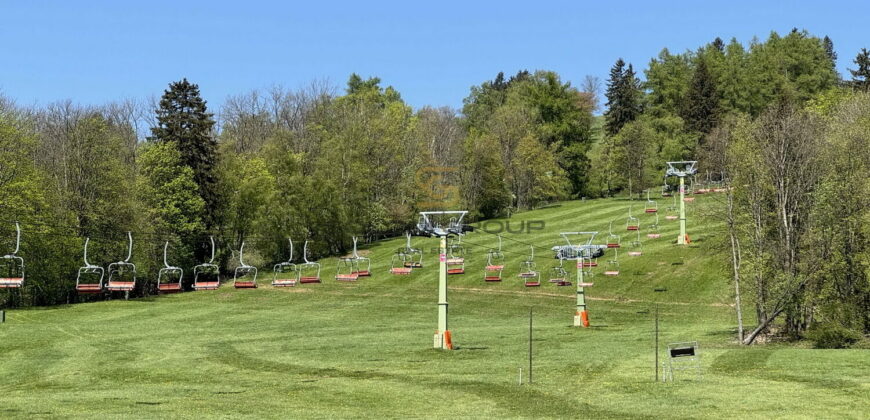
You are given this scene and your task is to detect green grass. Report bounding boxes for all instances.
[1,197,867,418]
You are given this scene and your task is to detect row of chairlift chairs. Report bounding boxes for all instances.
[5,191,685,297]
[73,233,221,297]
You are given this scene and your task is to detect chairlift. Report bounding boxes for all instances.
[549,258,572,286]
[335,258,359,282]
[156,241,183,293]
[297,241,321,284]
[518,246,541,287]
[484,235,504,282]
[628,230,643,256]
[0,222,24,289]
[626,206,640,231]
[665,195,678,220]
[696,172,710,194]
[272,238,297,287]
[647,212,661,239]
[106,232,136,297]
[644,190,658,213]
[604,246,620,276]
[579,245,599,268]
[403,233,423,268]
[334,239,359,283]
[193,236,220,290]
[75,238,104,294]
[233,241,258,289]
[606,221,621,249]
[446,236,465,275]
[390,251,413,275]
[350,236,370,277]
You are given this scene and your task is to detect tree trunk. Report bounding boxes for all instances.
[726,190,745,342]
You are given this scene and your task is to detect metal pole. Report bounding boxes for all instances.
[655,304,659,382]
[678,176,687,245]
[528,307,533,384]
[574,256,588,327]
[436,235,450,349]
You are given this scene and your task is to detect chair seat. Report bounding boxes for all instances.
[485,265,504,271]
[628,251,642,256]
[484,276,501,282]
[336,274,358,282]
[76,284,103,293]
[194,282,220,290]
[272,279,297,287]
[627,226,639,231]
[647,234,661,239]
[353,271,370,277]
[299,277,321,284]
[0,277,24,288]
[604,271,620,276]
[607,244,620,248]
[158,283,182,292]
[577,282,594,287]
[234,281,257,289]
[391,268,412,275]
[557,281,572,287]
[447,269,464,275]
[107,281,135,291]
[524,282,541,287]
[645,209,657,213]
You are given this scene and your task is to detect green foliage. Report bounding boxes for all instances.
[645,48,693,117]
[806,324,862,349]
[137,141,206,269]
[462,70,592,208]
[849,48,870,91]
[681,59,720,134]
[604,59,643,136]
[150,79,219,229]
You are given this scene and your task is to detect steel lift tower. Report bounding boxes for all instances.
[665,161,698,245]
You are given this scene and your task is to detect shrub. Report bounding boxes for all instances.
[806,324,862,349]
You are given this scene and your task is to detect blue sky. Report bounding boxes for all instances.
[1,1,866,111]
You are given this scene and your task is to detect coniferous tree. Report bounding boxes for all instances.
[149,78,219,229]
[849,48,870,91]
[713,37,725,53]
[682,59,720,134]
[604,59,642,136]
[823,36,837,66]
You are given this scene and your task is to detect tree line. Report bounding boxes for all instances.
[592,29,870,344]
[0,70,595,306]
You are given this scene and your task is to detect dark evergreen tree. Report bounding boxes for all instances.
[849,48,870,91]
[712,37,725,53]
[149,78,219,229]
[823,36,837,65]
[604,59,642,136]
[682,59,720,134]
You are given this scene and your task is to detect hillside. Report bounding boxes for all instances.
[0,196,866,418]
